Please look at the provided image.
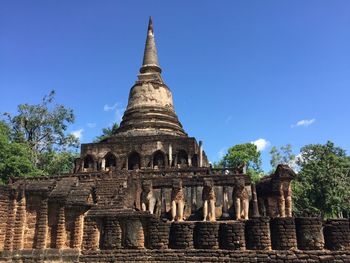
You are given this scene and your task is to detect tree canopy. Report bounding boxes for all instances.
[1,91,79,180]
[219,143,263,183]
[270,144,296,172]
[293,141,350,218]
[94,123,119,142]
[0,121,39,183]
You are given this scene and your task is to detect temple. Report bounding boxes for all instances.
[0,17,349,263]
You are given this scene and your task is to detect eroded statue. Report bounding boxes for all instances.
[202,179,216,221]
[140,181,156,214]
[171,179,184,221]
[232,183,249,220]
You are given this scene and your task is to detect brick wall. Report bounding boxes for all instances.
[1,249,349,262]
[0,187,9,251]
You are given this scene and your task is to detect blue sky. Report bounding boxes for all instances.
[1,1,350,171]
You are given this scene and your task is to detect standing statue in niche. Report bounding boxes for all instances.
[140,181,156,214]
[232,183,249,220]
[202,179,216,221]
[171,179,184,221]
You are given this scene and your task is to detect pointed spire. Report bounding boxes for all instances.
[140,17,162,74]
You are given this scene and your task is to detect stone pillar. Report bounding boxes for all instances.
[199,141,203,167]
[221,186,230,219]
[169,144,173,166]
[194,222,219,249]
[13,191,26,250]
[295,217,324,250]
[72,212,84,249]
[101,158,106,171]
[324,219,350,250]
[56,205,66,249]
[250,184,260,218]
[4,191,17,251]
[270,217,297,250]
[34,197,49,249]
[169,222,195,249]
[245,217,271,250]
[219,221,246,250]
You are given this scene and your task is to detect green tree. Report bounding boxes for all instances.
[220,143,263,182]
[38,150,79,175]
[94,123,119,142]
[0,121,39,183]
[293,141,350,218]
[2,91,79,176]
[270,144,296,171]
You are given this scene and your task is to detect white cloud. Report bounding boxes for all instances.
[291,118,315,128]
[103,102,125,122]
[252,138,270,151]
[71,129,84,139]
[87,122,96,128]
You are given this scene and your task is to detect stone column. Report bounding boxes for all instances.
[72,211,85,249]
[250,184,260,218]
[34,197,49,249]
[221,186,230,219]
[168,144,173,166]
[4,190,17,251]
[56,205,66,249]
[13,190,26,250]
[199,141,203,167]
[101,158,106,171]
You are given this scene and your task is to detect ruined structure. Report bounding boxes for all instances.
[0,18,349,263]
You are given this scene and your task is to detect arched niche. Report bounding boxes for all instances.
[128,152,141,170]
[177,150,188,167]
[191,154,199,167]
[153,150,166,169]
[104,152,117,170]
[83,154,96,171]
